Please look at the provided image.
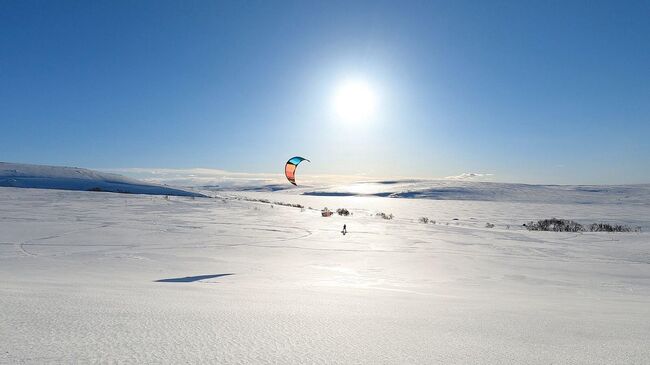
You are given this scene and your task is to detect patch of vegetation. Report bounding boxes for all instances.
[240,197,303,209]
[485,222,495,228]
[376,212,394,220]
[524,218,640,233]
[418,217,429,224]
[275,202,304,208]
[588,223,640,232]
[524,218,583,232]
[336,208,350,216]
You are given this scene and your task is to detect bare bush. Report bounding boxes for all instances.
[524,218,583,232]
[524,219,639,233]
[336,208,350,216]
[376,212,393,220]
[419,217,429,224]
[240,197,303,209]
[485,223,495,228]
[274,201,304,208]
[588,223,636,232]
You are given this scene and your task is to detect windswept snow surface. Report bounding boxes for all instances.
[1,187,649,364]
[0,162,204,197]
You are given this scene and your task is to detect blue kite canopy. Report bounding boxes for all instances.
[287,157,307,165]
[285,156,309,185]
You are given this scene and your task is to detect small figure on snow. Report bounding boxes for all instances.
[342,224,347,235]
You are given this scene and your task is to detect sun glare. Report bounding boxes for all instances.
[333,80,377,122]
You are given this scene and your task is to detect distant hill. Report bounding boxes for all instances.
[0,162,204,197]
[300,180,650,205]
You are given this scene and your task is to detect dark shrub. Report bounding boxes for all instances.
[588,223,633,232]
[376,212,393,220]
[524,218,583,232]
[524,218,639,233]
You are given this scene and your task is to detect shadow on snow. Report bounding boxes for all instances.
[155,273,234,283]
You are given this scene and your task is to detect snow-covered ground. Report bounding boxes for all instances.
[0,162,203,197]
[1,187,649,364]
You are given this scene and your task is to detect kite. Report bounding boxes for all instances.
[285,156,309,186]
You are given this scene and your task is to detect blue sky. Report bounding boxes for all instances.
[1,0,648,184]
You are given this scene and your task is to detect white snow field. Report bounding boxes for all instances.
[1,187,649,364]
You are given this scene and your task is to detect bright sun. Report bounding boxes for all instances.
[333,80,377,122]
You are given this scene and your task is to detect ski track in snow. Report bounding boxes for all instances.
[0,187,649,364]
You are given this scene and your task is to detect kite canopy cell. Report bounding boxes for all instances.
[285,156,309,186]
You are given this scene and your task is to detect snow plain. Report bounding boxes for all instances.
[1,187,649,364]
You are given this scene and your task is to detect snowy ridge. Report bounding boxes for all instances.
[0,162,204,197]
